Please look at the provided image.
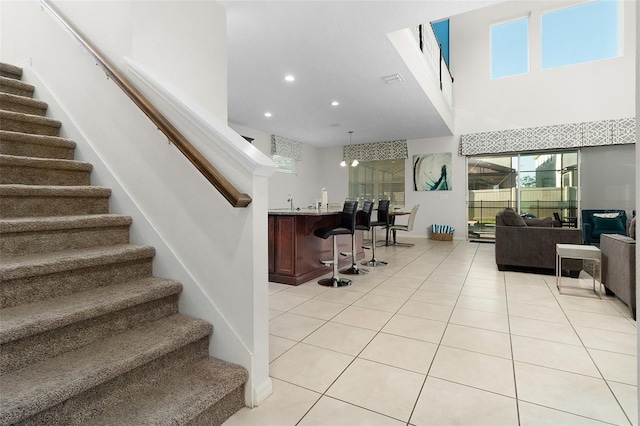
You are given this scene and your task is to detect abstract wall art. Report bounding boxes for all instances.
[413,152,452,191]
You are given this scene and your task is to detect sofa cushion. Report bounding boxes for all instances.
[629,217,636,239]
[593,216,625,232]
[593,212,621,219]
[524,216,553,227]
[501,208,526,226]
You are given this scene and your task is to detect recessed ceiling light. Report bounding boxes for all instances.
[284,75,295,82]
[264,112,272,117]
[331,101,340,106]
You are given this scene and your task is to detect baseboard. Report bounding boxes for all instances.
[251,377,273,408]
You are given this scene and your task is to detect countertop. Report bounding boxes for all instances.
[268,208,342,216]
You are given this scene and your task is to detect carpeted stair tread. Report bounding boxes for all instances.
[0,76,34,97]
[0,277,182,344]
[0,314,212,425]
[0,92,48,116]
[0,183,110,198]
[0,153,92,186]
[0,63,23,80]
[0,244,155,281]
[0,130,76,160]
[0,110,61,136]
[0,153,92,172]
[91,357,248,426]
[0,214,131,234]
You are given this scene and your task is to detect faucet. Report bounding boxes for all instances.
[287,194,294,210]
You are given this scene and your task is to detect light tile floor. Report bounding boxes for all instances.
[224,239,638,426]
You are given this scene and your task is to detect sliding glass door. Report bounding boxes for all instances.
[467,151,578,241]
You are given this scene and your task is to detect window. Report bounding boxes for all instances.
[431,19,450,67]
[272,155,297,174]
[491,17,529,79]
[542,0,620,69]
[467,150,578,241]
[348,159,405,208]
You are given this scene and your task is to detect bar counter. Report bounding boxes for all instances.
[268,208,365,285]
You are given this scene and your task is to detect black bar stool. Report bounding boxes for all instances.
[341,200,373,275]
[314,200,358,287]
[362,199,389,267]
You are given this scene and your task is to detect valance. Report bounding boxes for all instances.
[271,135,303,160]
[459,117,636,156]
[344,140,408,163]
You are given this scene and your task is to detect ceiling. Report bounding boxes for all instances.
[221,1,500,148]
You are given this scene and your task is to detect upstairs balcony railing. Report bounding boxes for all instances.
[411,24,453,109]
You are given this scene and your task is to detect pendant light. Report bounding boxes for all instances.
[340,130,354,167]
[349,131,359,167]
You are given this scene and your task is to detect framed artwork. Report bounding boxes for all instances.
[413,152,452,191]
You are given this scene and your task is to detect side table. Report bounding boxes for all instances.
[556,244,602,298]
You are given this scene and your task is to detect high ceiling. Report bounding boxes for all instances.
[221,1,500,148]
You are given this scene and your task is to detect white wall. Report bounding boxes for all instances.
[230,123,349,209]
[0,0,271,406]
[452,0,636,134]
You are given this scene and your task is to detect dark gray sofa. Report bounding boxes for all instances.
[495,209,583,276]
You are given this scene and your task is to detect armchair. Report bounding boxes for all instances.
[581,210,627,245]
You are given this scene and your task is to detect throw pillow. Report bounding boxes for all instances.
[629,217,636,239]
[593,212,620,219]
[592,216,625,232]
[524,216,553,227]
[501,208,526,227]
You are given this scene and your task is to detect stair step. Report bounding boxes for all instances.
[0,277,182,374]
[0,92,48,116]
[0,244,155,308]
[0,214,132,257]
[0,75,33,97]
[0,63,23,80]
[0,130,76,160]
[0,110,61,136]
[0,154,92,186]
[0,184,111,218]
[0,314,212,425]
[92,357,248,426]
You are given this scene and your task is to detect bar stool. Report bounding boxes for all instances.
[341,200,373,275]
[362,199,390,267]
[314,200,358,287]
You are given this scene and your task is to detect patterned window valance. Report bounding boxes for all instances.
[344,140,408,163]
[459,117,636,156]
[271,135,303,160]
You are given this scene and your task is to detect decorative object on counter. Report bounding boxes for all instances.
[432,224,454,241]
[313,200,358,287]
[287,194,294,211]
[341,200,373,275]
[321,188,328,208]
[413,152,452,191]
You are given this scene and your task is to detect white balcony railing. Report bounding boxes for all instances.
[414,24,453,109]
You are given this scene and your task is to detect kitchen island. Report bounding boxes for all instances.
[268,208,365,285]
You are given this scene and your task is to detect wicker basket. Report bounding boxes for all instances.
[431,232,453,241]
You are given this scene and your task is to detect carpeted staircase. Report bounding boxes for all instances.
[0,62,248,425]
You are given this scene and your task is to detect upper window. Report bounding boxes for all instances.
[491,17,529,79]
[541,0,620,69]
